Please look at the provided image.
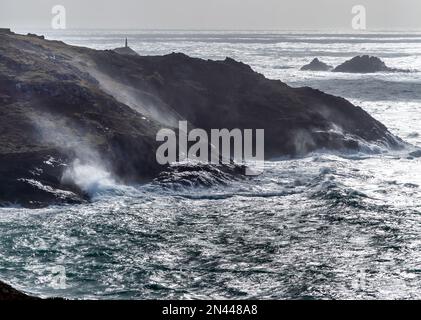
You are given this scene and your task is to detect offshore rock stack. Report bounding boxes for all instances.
[300,58,333,71]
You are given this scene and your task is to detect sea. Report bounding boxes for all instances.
[0,30,420,299]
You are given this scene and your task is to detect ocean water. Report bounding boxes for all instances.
[1,30,420,299]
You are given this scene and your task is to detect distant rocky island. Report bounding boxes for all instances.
[300,58,332,71]
[0,29,403,207]
[333,55,393,73]
[301,55,410,73]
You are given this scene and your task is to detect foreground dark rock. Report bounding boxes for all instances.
[0,32,165,207]
[300,58,332,71]
[0,31,403,207]
[0,280,39,300]
[333,55,400,73]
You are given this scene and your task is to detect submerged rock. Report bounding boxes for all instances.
[0,31,404,207]
[333,55,392,73]
[300,58,333,71]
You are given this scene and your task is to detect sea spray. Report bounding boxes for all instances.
[28,112,133,198]
[61,159,118,196]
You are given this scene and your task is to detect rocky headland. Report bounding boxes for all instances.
[0,29,403,207]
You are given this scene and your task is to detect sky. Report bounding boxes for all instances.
[1,0,420,30]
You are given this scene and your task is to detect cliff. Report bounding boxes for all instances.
[0,31,403,207]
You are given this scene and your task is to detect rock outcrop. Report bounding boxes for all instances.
[113,46,139,56]
[0,280,38,300]
[300,58,332,71]
[0,31,165,207]
[333,55,392,73]
[0,30,403,207]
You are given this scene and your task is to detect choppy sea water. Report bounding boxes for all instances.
[1,31,420,299]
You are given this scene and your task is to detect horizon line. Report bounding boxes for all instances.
[7,27,421,33]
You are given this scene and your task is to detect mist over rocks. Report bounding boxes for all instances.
[88,50,401,157]
[0,31,404,207]
[0,31,165,207]
[300,58,333,71]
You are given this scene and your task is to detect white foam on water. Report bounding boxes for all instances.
[61,159,137,199]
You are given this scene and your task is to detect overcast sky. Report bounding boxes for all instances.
[1,0,420,30]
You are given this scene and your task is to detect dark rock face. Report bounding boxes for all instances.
[333,55,391,73]
[0,32,403,207]
[300,58,332,71]
[88,52,402,158]
[0,32,165,207]
[0,280,38,300]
